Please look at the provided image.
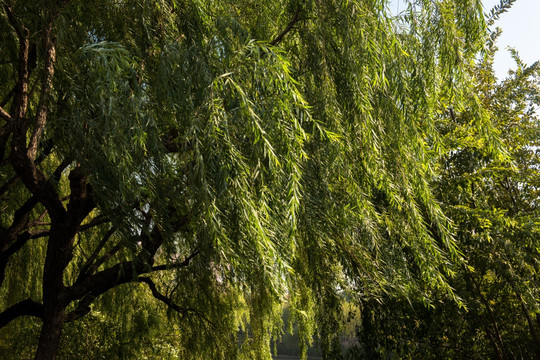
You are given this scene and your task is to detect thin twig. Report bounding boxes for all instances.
[270,7,301,46]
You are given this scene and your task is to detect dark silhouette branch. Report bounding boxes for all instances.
[2,1,24,38]
[6,196,39,238]
[0,298,43,329]
[18,213,110,245]
[0,141,60,200]
[139,277,187,314]
[64,295,95,323]
[65,260,202,325]
[76,215,109,233]
[86,243,122,277]
[67,246,197,304]
[7,5,66,224]
[1,159,68,240]
[139,277,213,326]
[151,249,200,271]
[76,227,116,282]
[0,160,69,287]
[0,123,10,165]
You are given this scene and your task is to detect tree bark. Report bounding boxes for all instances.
[34,306,66,360]
[33,224,70,360]
[33,176,93,360]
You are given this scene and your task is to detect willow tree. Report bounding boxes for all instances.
[343,2,540,358]
[0,0,487,359]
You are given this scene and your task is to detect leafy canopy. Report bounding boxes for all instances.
[0,0,491,358]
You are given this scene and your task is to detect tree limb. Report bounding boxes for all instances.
[0,298,43,329]
[4,196,39,241]
[0,106,12,124]
[0,141,59,200]
[139,277,213,326]
[76,215,109,233]
[1,1,23,38]
[0,123,10,165]
[6,3,66,222]
[76,227,116,283]
[67,246,196,304]
[151,249,200,271]
[138,277,187,314]
[0,159,69,287]
[65,267,205,325]
[64,295,95,323]
[270,7,301,46]
[27,19,56,159]
[0,175,20,199]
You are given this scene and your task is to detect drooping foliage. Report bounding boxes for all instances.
[350,3,540,358]
[0,0,490,359]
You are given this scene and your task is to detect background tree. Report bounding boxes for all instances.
[349,2,540,358]
[0,0,488,359]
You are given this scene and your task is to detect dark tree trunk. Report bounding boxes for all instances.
[33,224,76,360]
[34,307,65,360]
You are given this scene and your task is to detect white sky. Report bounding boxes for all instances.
[388,0,540,80]
[482,0,540,80]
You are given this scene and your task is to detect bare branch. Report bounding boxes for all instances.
[0,123,10,163]
[80,243,123,281]
[139,277,186,314]
[67,246,195,303]
[65,272,206,325]
[65,213,192,305]
[76,227,115,282]
[6,5,67,221]
[0,141,59,200]
[76,215,109,233]
[0,298,43,329]
[6,196,39,237]
[151,250,200,271]
[138,277,214,325]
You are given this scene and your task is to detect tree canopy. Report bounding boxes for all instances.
[348,3,540,358]
[0,0,512,359]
